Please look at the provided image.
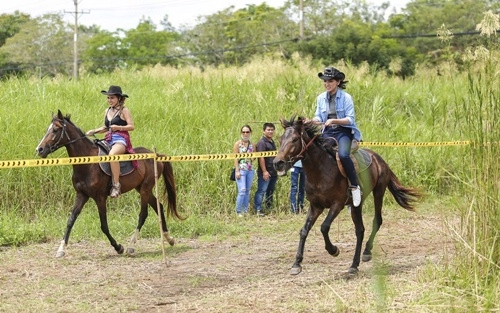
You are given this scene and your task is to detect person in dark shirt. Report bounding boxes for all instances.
[86,85,135,198]
[253,122,278,216]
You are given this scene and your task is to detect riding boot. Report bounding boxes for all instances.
[110,181,121,198]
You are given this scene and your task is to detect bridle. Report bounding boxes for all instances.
[282,126,318,165]
[48,119,86,153]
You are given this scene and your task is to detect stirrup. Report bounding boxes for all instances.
[110,182,121,198]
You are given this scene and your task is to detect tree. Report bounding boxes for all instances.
[0,13,73,77]
[387,0,494,65]
[0,12,31,77]
[121,18,181,68]
[184,8,235,66]
[185,3,296,66]
[80,28,124,74]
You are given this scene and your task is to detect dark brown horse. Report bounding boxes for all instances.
[273,116,421,275]
[36,110,182,257]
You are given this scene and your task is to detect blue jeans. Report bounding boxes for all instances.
[253,173,278,212]
[323,128,359,187]
[235,169,254,213]
[290,166,305,213]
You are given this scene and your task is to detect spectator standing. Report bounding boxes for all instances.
[289,160,305,214]
[253,123,278,216]
[233,125,254,217]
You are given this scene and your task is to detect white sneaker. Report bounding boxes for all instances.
[351,186,361,207]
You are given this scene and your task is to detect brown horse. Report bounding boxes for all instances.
[273,116,421,275]
[36,110,182,257]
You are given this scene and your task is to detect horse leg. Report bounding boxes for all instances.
[320,205,343,257]
[362,188,385,262]
[56,193,89,258]
[96,199,124,254]
[291,205,323,275]
[148,195,175,246]
[126,191,150,255]
[349,204,365,274]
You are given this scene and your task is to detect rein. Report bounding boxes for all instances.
[49,120,86,152]
[283,126,318,165]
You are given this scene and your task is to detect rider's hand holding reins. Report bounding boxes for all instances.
[86,126,106,136]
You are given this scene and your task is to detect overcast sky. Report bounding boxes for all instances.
[2,0,409,31]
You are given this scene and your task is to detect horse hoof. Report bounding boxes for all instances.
[362,254,372,262]
[55,251,65,258]
[117,244,124,254]
[290,266,302,275]
[165,236,175,246]
[347,267,359,275]
[126,247,135,255]
[163,232,175,246]
[332,247,340,257]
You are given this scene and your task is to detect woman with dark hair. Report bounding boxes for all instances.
[86,85,135,198]
[312,67,362,207]
[232,125,254,217]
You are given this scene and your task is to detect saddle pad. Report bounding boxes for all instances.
[98,147,135,177]
[336,149,372,179]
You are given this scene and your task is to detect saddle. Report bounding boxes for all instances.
[95,140,135,177]
[322,138,372,180]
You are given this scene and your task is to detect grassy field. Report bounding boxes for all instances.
[0,55,498,311]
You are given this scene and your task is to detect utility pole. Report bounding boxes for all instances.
[65,0,89,80]
[299,0,304,40]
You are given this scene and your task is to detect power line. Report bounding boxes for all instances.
[64,0,90,80]
[0,36,300,74]
[382,29,499,39]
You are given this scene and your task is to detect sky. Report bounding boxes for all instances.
[2,0,409,32]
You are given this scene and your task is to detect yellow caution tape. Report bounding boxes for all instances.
[0,153,156,168]
[155,151,277,162]
[359,141,471,147]
[0,151,277,168]
[0,141,488,169]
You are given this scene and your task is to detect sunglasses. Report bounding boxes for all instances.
[241,131,251,134]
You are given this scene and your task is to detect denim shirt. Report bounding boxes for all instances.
[314,89,362,141]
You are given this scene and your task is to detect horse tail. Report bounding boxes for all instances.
[162,161,184,220]
[387,169,421,211]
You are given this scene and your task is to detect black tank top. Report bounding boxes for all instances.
[105,108,127,128]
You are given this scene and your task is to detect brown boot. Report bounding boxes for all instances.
[110,182,121,198]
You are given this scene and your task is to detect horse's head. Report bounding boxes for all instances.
[36,110,73,158]
[273,116,318,173]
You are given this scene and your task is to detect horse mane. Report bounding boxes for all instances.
[282,115,326,146]
[59,113,89,139]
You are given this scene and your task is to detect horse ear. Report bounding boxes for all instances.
[297,116,305,125]
[280,117,287,128]
[57,110,64,119]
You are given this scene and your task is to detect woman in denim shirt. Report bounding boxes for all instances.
[233,125,255,216]
[312,67,362,207]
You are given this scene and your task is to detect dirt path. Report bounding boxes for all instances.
[0,210,451,313]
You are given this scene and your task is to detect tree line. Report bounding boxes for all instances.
[0,0,497,79]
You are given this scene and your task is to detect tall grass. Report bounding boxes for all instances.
[1,52,498,309]
[434,50,500,309]
[411,12,500,310]
[0,55,471,246]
